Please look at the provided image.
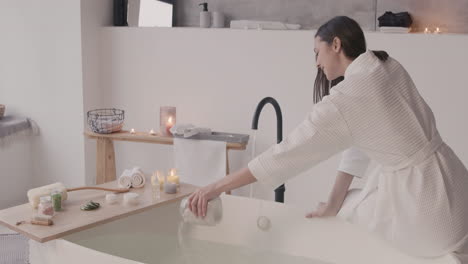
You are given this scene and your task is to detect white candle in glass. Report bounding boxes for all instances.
[167,168,180,185]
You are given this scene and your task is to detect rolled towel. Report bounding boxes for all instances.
[118,169,133,189]
[130,167,146,188]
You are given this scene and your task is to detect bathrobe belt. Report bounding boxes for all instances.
[382,133,444,172]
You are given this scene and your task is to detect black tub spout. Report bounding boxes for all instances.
[251,97,285,203]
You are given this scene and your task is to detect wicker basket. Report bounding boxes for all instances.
[0,105,5,120]
[87,108,124,134]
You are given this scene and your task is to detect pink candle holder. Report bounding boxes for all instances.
[160,106,176,136]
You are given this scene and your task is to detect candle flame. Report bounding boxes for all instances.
[170,168,176,176]
[168,116,173,124]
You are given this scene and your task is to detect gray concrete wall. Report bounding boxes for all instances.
[172,0,468,33]
[377,0,468,33]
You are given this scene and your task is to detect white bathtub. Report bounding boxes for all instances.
[29,195,459,264]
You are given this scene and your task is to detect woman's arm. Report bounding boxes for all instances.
[306,171,354,217]
[189,96,353,218]
[187,167,257,217]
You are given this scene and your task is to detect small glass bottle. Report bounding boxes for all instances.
[151,173,161,200]
[38,196,55,217]
[51,190,62,211]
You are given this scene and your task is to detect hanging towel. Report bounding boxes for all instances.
[174,138,226,187]
[118,169,133,189]
[130,167,146,188]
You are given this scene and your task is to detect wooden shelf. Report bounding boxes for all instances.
[84,130,247,150]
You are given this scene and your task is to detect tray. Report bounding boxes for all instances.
[174,131,250,144]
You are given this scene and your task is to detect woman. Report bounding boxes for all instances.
[187,16,468,258]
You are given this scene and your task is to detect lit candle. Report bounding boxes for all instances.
[160,106,176,136]
[130,128,136,134]
[149,129,156,135]
[424,27,430,34]
[167,168,179,185]
[166,116,174,136]
[434,27,441,34]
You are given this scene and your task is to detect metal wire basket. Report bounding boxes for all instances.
[87,108,124,134]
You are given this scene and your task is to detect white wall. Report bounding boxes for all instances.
[0,0,86,203]
[81,0,114,185]
[99,28,468,212]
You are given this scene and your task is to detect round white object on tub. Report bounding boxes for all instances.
[123,192,140,206]
[257,216,271,231]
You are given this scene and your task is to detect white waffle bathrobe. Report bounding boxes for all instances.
[248,50,468,258]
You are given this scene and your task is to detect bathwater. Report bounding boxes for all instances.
[71,230,331,264]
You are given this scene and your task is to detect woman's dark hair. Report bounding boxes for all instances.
[313,16,389,103]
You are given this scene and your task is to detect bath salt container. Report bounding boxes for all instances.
[51,190,62,211]
[38,196,55,217]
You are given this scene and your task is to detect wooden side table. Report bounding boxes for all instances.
[84,130,247,184]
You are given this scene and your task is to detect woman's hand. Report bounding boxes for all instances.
[187,184,221,218]
[306,171,354,218]
[186,167,257,218]
[305,202,340,218]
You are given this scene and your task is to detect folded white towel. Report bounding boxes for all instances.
[379,26,410,33]
[230,20,301,30]
[170,123,211,138]
[174,138,226,186]
[118,169,133,188]
[130,167,146,188]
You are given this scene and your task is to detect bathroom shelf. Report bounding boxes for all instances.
[0,180,197,243]
[85,130,247,184]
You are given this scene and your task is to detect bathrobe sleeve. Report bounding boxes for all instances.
[337,147,370,178]
[248,95,353,188]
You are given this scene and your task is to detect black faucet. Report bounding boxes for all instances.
[251,97,285,203]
